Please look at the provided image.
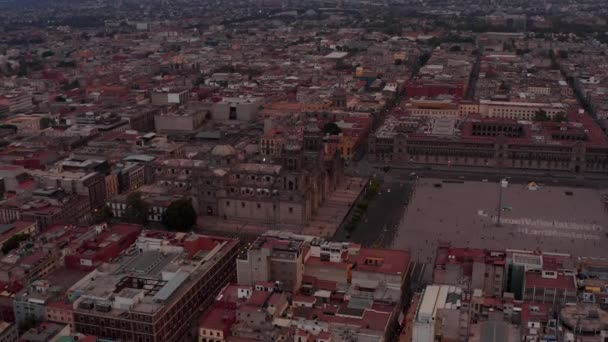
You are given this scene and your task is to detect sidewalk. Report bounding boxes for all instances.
[302,176,366,238]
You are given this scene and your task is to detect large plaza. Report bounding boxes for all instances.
[392,178,608,262]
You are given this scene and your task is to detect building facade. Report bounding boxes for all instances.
[72,232,240,342]
[193,125,343,227]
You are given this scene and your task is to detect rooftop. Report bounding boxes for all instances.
[71,231,237,316]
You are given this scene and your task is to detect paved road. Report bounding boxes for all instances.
[348,159,608,189]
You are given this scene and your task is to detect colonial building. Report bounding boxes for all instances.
[369,113,608,175]
[191,123,343,227]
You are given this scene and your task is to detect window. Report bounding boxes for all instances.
[241,202,245,208]
[257,203,261,209]
[289,207,293,213]
[226,201,230,206]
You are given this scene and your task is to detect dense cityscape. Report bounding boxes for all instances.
[0,0,607,341]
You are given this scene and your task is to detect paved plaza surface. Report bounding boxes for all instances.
[301,176,366,238]
[198,177,365,238]
[392,178,608,263]
[332,178,413,246]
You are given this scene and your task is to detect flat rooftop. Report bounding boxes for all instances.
[71,233,237,316]
[393,179,608,262]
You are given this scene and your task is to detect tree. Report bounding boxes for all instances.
[18,315,39,333]
[323,122,342,135]
[62,80,79,90]
[124,192,148,225]
[93,205,113,223]
[0,124,17,132]
[162,198,197,231]
[194,75,205,86]
[449,45,462,52]
[418,53,431,66]
[534,109,550,122]
[552,112,566,122]
[39,117,53,129]
[2,233,29,254]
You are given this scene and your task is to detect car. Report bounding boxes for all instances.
[482,179,488,182]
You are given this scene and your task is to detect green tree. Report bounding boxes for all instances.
[93,205,113,223]
[534,109,550,122]
[418,53,431,66]
[62,80,80,90]
[162,198,197,231]
[2,233,29,254]
[0,124,17,132]
[552,112,566,122]
[323,122,342,135]
[194,75,205,86]
[39,117,53,129]
[124,192,149,225]
[18,315,39,333]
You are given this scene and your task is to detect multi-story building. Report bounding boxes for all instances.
[107,185,188,222]
[118,162,146,193]
[260,129,286,157]
[46,301,75,329]
[63,223,142,271]
[412,285,469,342]
[192,124,343,227]
[30,169,107,209]
[120,106,159,132]
[235,231,411,341]
[211,96,262,122]
[236,235,305,292]
[70,231,240,342]
[523,270,578,304]
[0,221,37,250]
[3,92,32,113]
[477,99,567,120]
[154,105,206,134]
[406,45,475,99]
[0,321,17,342]
[0,188,90,229]
[434,243,506,298]
[14,280,64,327]
[19,322,71,342]
[369,111,608,175]
[506,249,578,304]
[150,88,189,106]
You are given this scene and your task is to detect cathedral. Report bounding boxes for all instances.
[192,123,343,227]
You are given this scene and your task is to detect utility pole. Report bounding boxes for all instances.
[496,160,504,227]
[496,176,503,227]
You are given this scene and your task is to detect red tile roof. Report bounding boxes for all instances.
[247,290,271,307]
[351,248,410,276]
[525,272,576,291]
[199,303,235,331]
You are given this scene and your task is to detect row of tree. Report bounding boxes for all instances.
[94,192,197,231]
